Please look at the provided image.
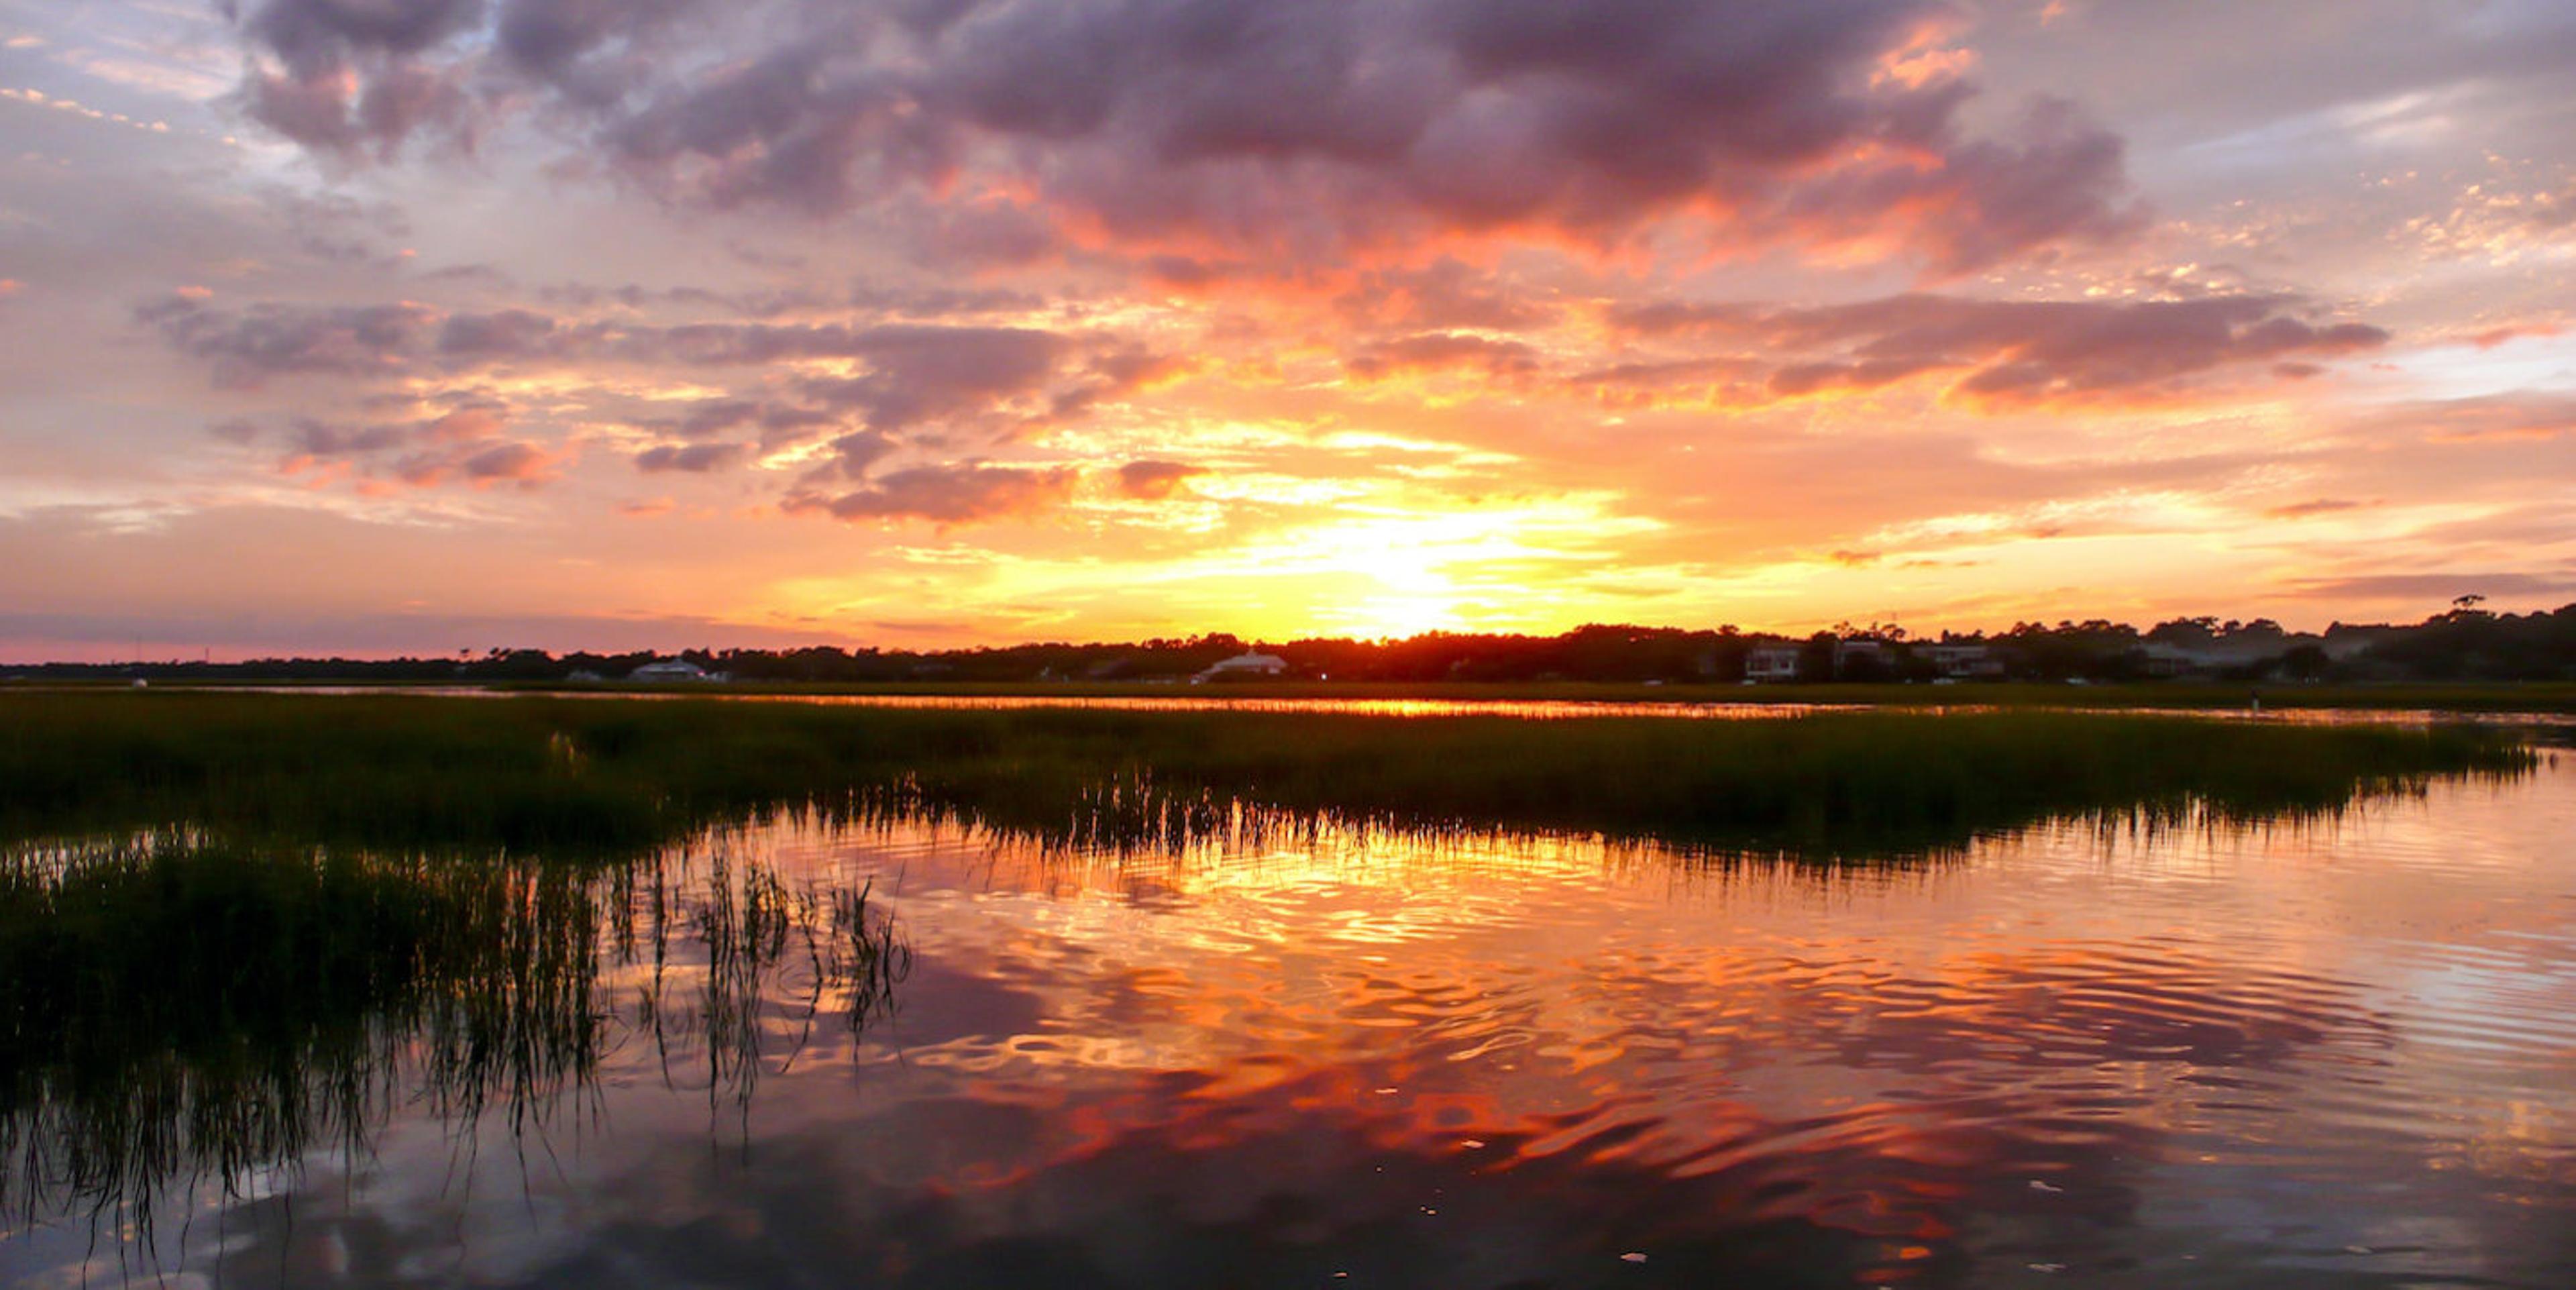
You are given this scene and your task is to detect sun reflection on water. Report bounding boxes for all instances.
[5,767,2575,1287]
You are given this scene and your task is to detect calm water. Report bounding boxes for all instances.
[6,761,2574,1287]
[152,683,2576,727]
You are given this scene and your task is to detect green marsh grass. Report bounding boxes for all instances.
[0,691,2540,859]
[0,690,2538,1257]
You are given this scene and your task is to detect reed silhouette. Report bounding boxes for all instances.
[0,839,909,1251]
[0,692,2546,1276]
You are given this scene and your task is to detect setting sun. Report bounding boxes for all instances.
[6,5,2575,1287]
[0,0,2569,660]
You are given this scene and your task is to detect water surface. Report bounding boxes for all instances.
[5,761,2573,1287]
[133,683,2576,727]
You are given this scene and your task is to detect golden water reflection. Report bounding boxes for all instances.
[183,683,2576,729]
[8,770,2576,1287]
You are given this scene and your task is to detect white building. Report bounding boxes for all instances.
[627,658,723,683]
[1915,642,2003,679]
[1743,645,1805,682]
[1192,651,1288,683]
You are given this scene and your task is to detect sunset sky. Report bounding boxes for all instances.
[3,0,2573,659]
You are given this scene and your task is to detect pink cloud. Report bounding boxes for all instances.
[786,462,1079,526]
[1116,460,1204,501]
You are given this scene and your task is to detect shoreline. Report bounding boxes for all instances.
[13,677,2576,713]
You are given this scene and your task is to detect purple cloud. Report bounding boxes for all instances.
[213,0,2145,275]
[789,462,1079,525]
[635,441,749,473]
[1611,291,2390,407]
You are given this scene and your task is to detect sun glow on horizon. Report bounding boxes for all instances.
[5,0,2574,660]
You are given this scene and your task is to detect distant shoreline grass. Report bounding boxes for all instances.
[0,691,2540,859]
[13,677,2576,713]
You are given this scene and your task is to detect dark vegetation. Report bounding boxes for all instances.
[0,840,908,1234]
[0,692,2538,860]
[10,600,2573,687]
[0,691,2540,1244]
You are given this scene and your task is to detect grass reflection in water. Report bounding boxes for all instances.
[0,692,2549,1279]
[0,839,909,1250]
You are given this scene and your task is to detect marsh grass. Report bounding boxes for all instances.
[0,692,2538,860]
[0,839,909,1249]
[0,692,2540,1267]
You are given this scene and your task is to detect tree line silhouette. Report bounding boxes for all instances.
[10,600,2571,686]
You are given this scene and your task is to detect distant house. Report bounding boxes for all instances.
[2139,644,2208,678]
[1193,651,1288,683]
[1915,642,2004,680]
[1743,645,1804,683]
[627,658,722,683]
[1833,638,1894,677]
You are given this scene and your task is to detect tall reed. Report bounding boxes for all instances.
[0,839,908,1240]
